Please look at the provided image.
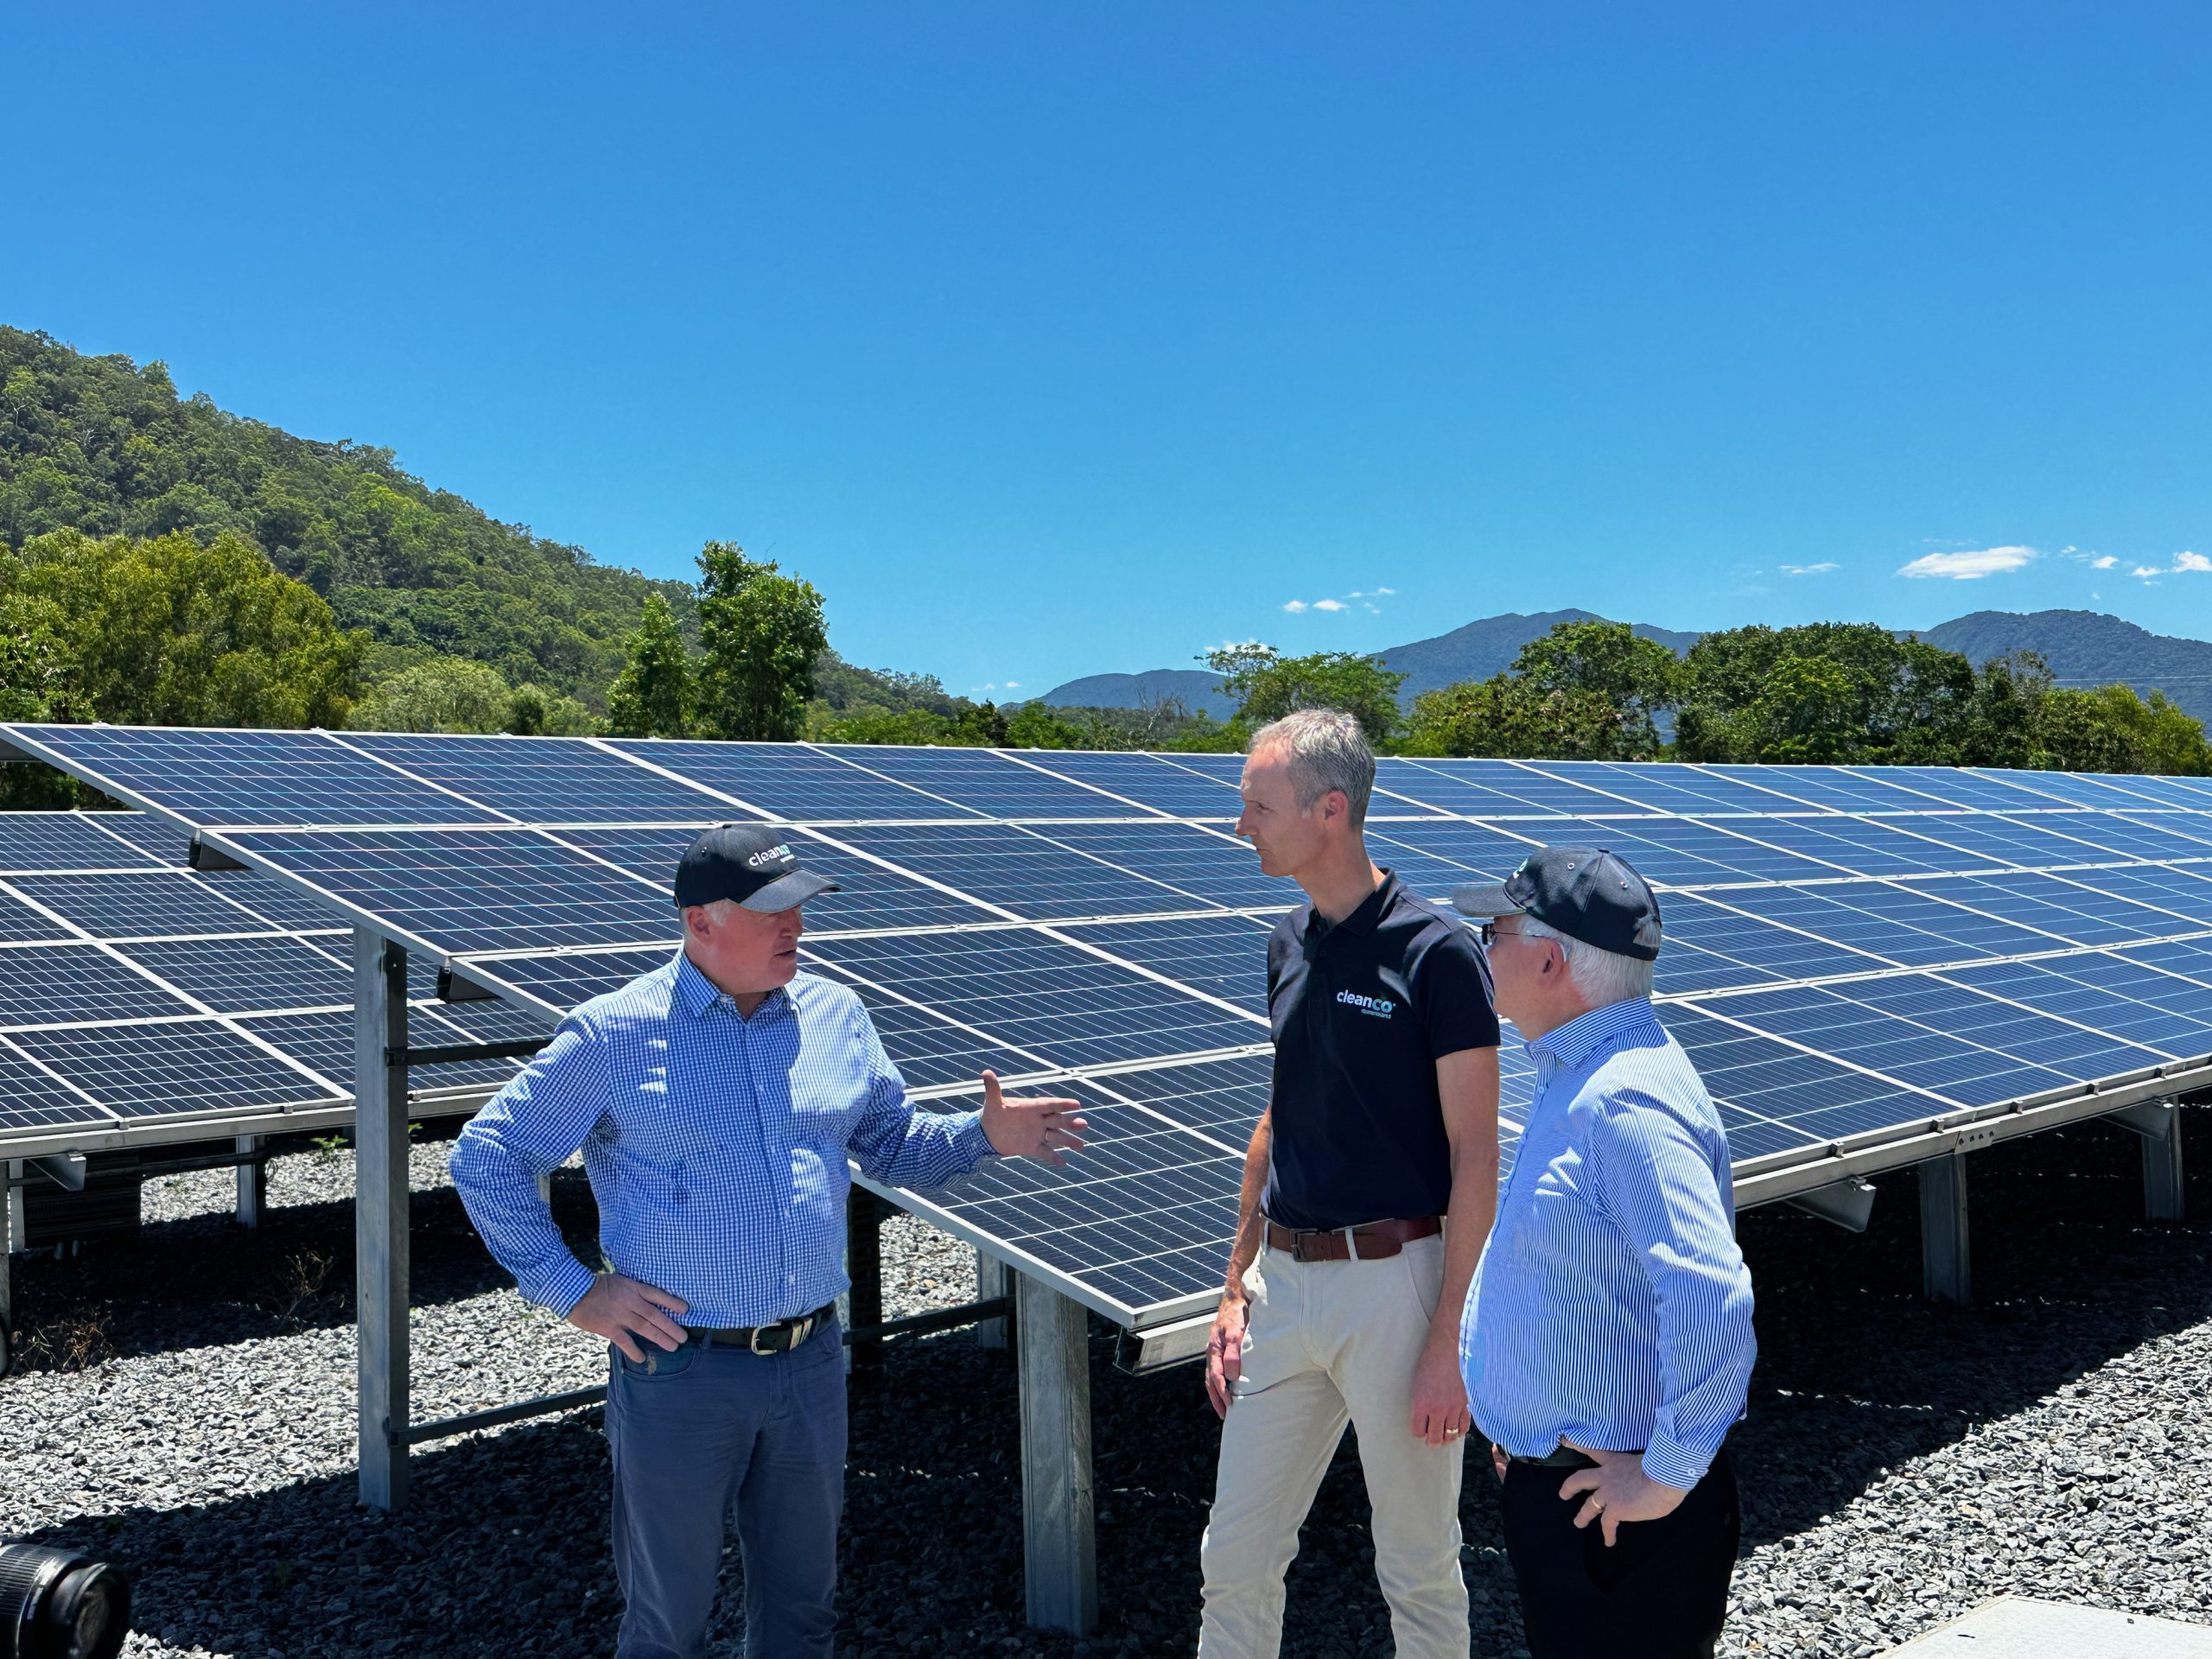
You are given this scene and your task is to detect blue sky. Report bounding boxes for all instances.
[8,4,2209,696]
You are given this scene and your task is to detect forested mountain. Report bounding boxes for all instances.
[0,327,691,706]
[1917,610,2212,726]
[1042,609,1701,713]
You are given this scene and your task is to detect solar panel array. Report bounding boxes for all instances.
[0,810,541,1151]
[8,724,2212,1325]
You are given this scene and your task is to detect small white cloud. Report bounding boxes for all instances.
[1781,562,1839,576]
[1376,586,1395,595]
[1896,544,2037,580]
[1313,598,1348,613]
[2175,550,2210,573]
[1281,600,1310,613]
[2090,555,2118,570]
[1004,680,1021,689]
[2133,565,2163,579]
[1363,603,1380,614]
[2062,544,2078,554]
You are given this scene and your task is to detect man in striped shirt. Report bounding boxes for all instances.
[1453,847,1755,1659]
[451,824,1086,1659]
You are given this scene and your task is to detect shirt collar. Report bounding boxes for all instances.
[1528,997,1659,1068]
[673,950,792,1022]
[1303,868,1399,943]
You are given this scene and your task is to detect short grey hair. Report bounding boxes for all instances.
[1248,709,1375,825]
[1522,915,1656,1005]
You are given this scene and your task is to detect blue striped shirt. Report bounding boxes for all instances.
[1459,997,1755,1491]
[450,952,995,1328]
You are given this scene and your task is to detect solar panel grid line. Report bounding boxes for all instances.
[1665,925,2212,1003]
[1672,994,1970,1115]
[318,729,537,827]
[0,871,350,1100]
[805,740,1171,822]
[988,745,1198,820]
[1913,967,2206,1068]
[899,1040,1279,1103]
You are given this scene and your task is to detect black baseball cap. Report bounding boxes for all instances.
[672,824,841,912]
[1451,846,1662,962]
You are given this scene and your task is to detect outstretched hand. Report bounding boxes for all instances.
[979,1069,1089,1166]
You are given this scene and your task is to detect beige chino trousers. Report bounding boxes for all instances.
[1197,1232,1468,1658]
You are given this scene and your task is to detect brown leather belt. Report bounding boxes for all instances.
[1264,1215,1442,1262]
[683,1301,838,1355]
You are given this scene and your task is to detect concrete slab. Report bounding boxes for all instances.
[1889,1597,2212,1656]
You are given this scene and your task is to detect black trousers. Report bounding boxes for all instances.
[1498,1446,1740,1659]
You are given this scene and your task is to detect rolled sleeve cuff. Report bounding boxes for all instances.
[951,1110,996,1170]
[528,1255,600,1320]
[1641,1433,1719,1493]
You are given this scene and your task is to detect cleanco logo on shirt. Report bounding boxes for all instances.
[1336,988,1396,1020]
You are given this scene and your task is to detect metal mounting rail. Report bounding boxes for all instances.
[390,1294,1014,1446]
[383,1038,550,1068]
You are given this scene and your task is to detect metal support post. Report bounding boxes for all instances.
[845,1187,884,1377]
[975,1247,1010,1350]
[1918,1151,1970,1306]
[1016,1272,1097,1636]
[235,1135,266,1228]
[356,931,411,1510]
[1,1160,17,1376]
[2113,1100,2186,1224]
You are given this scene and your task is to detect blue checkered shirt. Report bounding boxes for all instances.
[450,952,995,1327]
[1459,997,1756,1491]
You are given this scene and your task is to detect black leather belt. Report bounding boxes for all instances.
[682,1302,838,1355]
[1508,1446,1613,1468]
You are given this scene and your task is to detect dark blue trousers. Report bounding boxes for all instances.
[606,1318,847,1659]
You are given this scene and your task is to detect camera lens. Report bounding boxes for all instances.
[0,1544,130,1659]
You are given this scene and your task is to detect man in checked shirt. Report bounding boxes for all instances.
[450,824,1086,1659]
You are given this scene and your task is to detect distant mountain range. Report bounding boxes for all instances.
[1042,608,2212,727]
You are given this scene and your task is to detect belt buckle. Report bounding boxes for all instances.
[1289,1229,1326,1263]
[749,1321,782,1356]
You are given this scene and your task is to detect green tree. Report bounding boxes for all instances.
[9,527,362,728]
[353,657,513,733]
[1507,620,1681,760]
[1398,674,1623,759]
[505,683,600,737]
[1201,643,1407,744]
[694,542,828,741]
[1674,623,1978,765]
[606,593,695,738]
[2032,682,2212,775]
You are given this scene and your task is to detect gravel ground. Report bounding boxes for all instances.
[4,1115,2210,1656]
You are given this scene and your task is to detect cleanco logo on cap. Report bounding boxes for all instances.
[747,843,795,868]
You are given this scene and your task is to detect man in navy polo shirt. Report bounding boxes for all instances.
[1196,709,1503,1658]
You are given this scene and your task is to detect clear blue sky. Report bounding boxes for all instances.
[8,3,2209,696]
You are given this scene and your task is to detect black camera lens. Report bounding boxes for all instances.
[0,1544,130,1659]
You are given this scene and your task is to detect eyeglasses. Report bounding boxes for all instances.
[1474,920,1522,949]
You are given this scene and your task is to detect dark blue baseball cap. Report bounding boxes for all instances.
[1451,846,1662,961]
[673,824,840,912]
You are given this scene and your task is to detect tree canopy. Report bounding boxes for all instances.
[1202,643,1407,744]
[0,327,692,706]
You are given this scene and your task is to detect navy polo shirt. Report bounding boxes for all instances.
[1264,869,1501,1231]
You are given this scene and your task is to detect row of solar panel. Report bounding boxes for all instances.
[0,814,541,1136]
[60,810,2199,965]
[18,722,2212,830]
[899,930,2212,1317]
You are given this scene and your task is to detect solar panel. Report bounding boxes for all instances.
[0,812,531,1147]
[222,827,677,954]
[345,731,738,823]
[14,728,2212,1327]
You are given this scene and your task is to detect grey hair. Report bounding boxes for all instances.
[1248,709,1376,825]
[1521,915,1656,1005]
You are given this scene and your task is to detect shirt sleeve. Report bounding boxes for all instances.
[1586,1090,1758,1490]
[843,1000,995,1189]
[1413,925,1503,1058]
[448,1014,613,1318]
